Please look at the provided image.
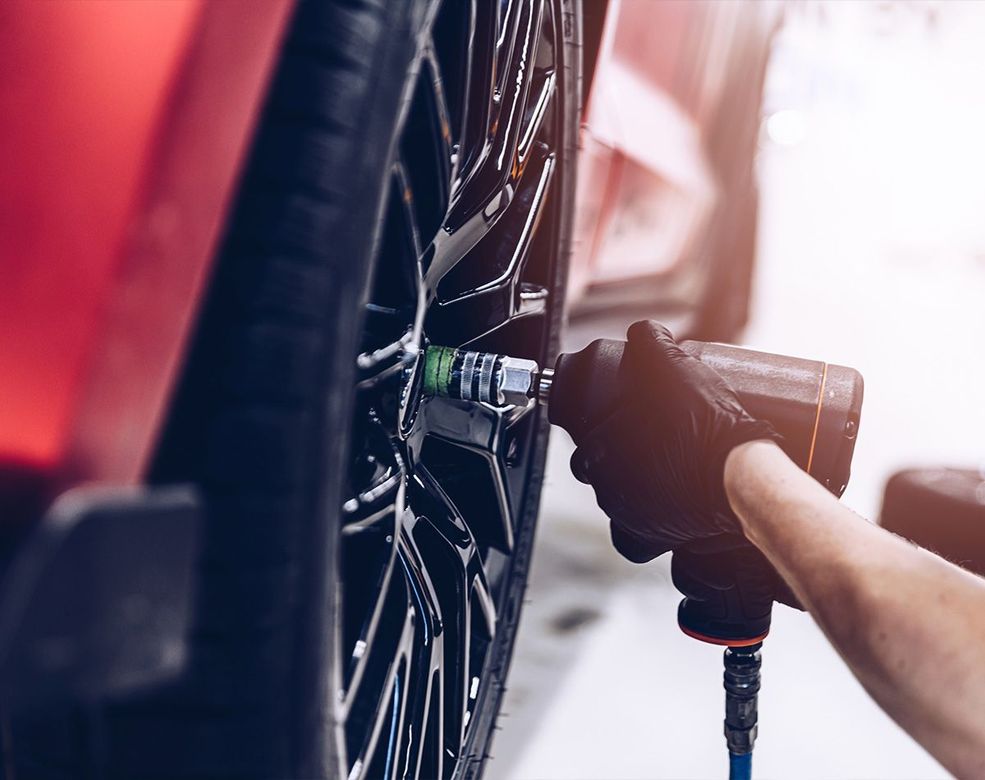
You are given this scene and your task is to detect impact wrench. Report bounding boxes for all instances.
[422,337,864,778]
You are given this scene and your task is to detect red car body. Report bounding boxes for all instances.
[571,0,780,308]
[0,1,292,504]
[0,0,776,511]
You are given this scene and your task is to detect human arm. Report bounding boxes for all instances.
[725,439,985,778]
[572,320,985,776]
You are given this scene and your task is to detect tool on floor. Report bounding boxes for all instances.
[423,338,864,779]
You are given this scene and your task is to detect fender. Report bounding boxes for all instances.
[0,0,294,512]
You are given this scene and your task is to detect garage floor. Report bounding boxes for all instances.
[488,5,985,778]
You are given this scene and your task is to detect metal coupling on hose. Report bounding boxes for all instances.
[723,643,762,756]
[536,366,554,406]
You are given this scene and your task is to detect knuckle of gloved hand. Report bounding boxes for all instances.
[571,438,615,485]
[569,448,592,484]
[627,320,685,370]
[610,522,658,564]
[628,319,675,345]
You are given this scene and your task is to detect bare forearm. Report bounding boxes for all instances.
[725,440,985,778]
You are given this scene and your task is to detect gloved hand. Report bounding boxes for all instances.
[672,539,803,645]
[570,320,782,562]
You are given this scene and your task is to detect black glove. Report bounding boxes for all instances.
[570,320,782,562]
[672,539,803,645]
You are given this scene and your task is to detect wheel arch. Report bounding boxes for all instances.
[0,0,294,513]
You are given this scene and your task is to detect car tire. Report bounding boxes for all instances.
[880,468,985,576]
[2,1,579,779]
[2,2,428,778]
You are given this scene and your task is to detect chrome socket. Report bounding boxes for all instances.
[423,345,544,408]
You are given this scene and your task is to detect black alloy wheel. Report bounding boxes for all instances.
[343,1,579,777]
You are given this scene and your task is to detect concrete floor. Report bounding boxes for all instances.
[488,4,985,779]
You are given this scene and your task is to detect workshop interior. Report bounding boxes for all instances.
[0,1,982,778]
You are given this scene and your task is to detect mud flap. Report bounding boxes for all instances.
[0,487,200,713]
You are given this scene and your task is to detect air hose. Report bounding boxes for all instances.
[729,751,752,780]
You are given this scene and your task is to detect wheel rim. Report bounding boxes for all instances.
[341,2,564,778]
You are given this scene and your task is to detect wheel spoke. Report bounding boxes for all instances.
[392,160,425,264]
[424,0,547,295]
[341,421,407,709]
[426,146,555,345]
[517,0,557,165]
[356,162,428,389]
[422,178,511,299]
[405,468,497,757]
[517,69,556,165]
[422,47,456,186]
[439,145,554,302]
[451,0,493,188]
[419,396,513,453]
[455,0,544,206]
[424,144,555,305]
[340,516,399,700]
[400,55,454,247]
[394,515,446,778]
[342,413,406,521]
[491,0,543,164]
[417,397,537,552]
[345,599,415,780]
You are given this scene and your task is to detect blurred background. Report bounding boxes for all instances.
[491,2,985,778]
[4,0,985,776]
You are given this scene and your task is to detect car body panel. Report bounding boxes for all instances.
[569,0,781,310]
[0,0,293,493]
[0,0,776,512]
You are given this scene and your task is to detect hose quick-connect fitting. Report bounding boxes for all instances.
[423,346,540,407]
[724,643,762,756]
